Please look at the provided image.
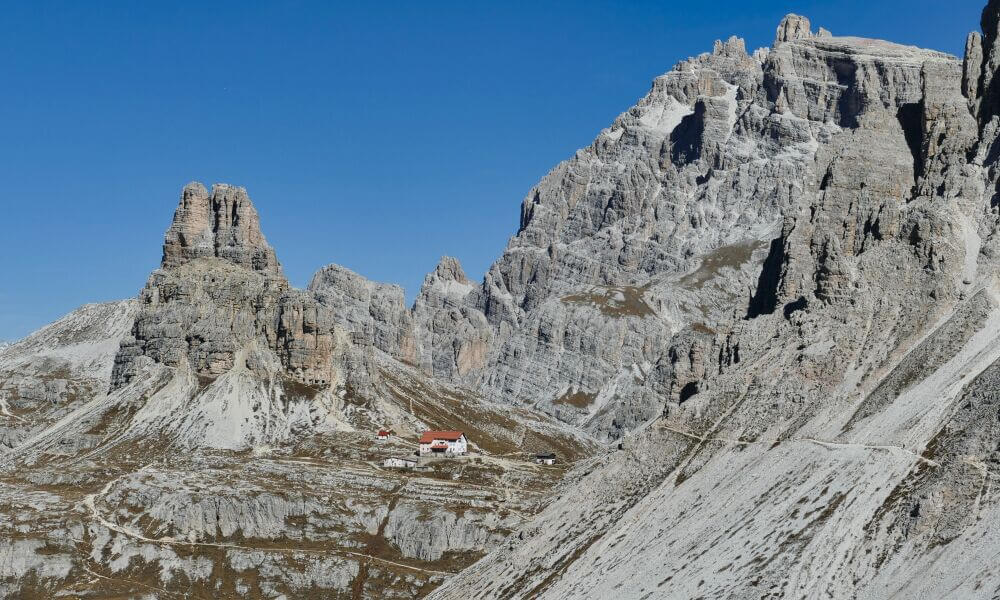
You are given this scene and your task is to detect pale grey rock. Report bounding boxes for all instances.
[383,501,516,561]
[0,300,137,449]
[0,539,72,579]
[442,35,783,440]
[977,0,1000,126]
[416,11,963,446]
[308,263,419,364]
[13,4,1000,599]
[110,183,362,449]
[965,31,984,109]
[412,257,491,381]
[162,182,282,276]
[775,13,812,45]
[430,5,1000,598]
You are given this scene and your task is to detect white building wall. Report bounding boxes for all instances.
[419,435,468,455]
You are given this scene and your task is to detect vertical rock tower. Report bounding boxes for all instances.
[161,182,283,275]
[110,183,347,448]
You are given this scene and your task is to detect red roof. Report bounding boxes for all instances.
[419,430,464,443]
[377,430,391,436]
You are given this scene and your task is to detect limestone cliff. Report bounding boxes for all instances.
[396,17,963,443]
[111,183,354,449]
[430,6,1000,599]
[161,182,282,275]
[0,185,595,599]
[9,5,1000,599]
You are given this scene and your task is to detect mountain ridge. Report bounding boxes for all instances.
[5,5,1000,598]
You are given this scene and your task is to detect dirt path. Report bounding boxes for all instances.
[656,423,940,467]
[0,393,26,423]
[803,438,939,467]
[77,561,194,600]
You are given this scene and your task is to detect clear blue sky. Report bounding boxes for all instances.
[0,0,984,340]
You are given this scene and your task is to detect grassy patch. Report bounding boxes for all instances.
[678,240,765,290]
[561,285,655,317]
[282,376,322,400]
[553,389,596,409]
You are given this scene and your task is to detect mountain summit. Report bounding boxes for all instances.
[162,182,283,275]
[6,5,1000,599]
[432,6,1000,598]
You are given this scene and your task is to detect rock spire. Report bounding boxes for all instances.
[774,14,811,45]
[161,182,282,276]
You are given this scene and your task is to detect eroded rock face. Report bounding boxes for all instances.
[309,263,418,365]
[413,257,491,382]
[112,259,289,384]
[308,256,494,383]
[162,182,282,276]
[775,13,811,45]
[275,289,343,385]
[429,7,1000,599]
[393,16,962,442]
[111,184,352,448]
[383,501,515,561]
[419,35,766,439]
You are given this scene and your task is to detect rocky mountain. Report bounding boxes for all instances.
[7,3,1000,598]
[0,183,595,598]
[0,301,138,450]
[429,5,1000,599]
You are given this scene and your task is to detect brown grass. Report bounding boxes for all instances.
[281,376,322,400]
[561,285,655,317]
[553,389,597,409]
[678,240,765,290]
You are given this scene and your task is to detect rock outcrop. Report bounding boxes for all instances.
[774,13,812,45]
[13,5,1000,599]
[111,184,353,448]
[430,7,1000,599]
[413,257,491,382]
[162,182,282,275]
[308,263,418,364]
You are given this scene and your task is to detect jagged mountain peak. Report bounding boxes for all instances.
[429,2,1000,596]
[775,13,812,45]
[161,181,283,276]
[417,256,476,306]
[430,256,470,283]
[15,3,1000,598]
[712,35,748,58]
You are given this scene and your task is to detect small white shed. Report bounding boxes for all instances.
[383,456,418,469]
[534,452,557,465]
